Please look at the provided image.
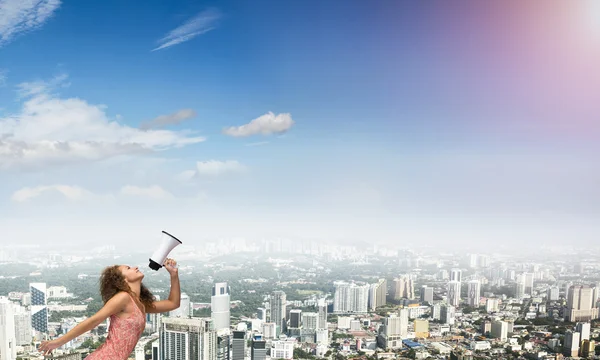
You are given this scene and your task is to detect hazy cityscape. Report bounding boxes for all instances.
[1,0,599,360]
[2,240,600,359]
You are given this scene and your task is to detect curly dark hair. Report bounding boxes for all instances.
[99,265,155,311]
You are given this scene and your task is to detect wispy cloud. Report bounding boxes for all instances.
[0,69,6,86]
[0,74,206,171]
[223,112,295,137]
[11,185,92,202]
[153,8,221,51]
[140,108,197,130]
[0,0,61,48]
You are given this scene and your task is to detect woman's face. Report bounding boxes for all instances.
[120,265,144,283]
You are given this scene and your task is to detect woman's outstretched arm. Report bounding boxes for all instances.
[147,258,180,313]
[39,292,130,355]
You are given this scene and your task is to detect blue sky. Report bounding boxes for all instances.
[0,0,598,247]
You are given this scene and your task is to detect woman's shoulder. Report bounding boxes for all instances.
[109,291,132,303]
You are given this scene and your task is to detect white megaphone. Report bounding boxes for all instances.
[149,231,183,271]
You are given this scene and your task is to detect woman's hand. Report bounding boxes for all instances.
[39,339,62,356]
[163,258,178,277]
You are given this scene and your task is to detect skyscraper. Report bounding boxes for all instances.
[450,269,462,283]
[317,298,327,329]
[447,281,461,307]
[564,330,580,357]
[30,283,48,333]
[250,334,267,360]
[576,322,591,341]
[392,276,414,300]
[289,309,302,329]
[368,279,387,310]
[467,280,481,307]
[523,273,534,295]
[231,331,246,360]
[376,309,408,349]
[169,293,191,318]
[440,304,455,325]
[211,282,231,331]
[217,333,230,360]
[159,317,217,360]
[302,312,318,330]
[491,320,508,341]
[420,286,434,304]
[0,297,17,360]
[270,291,287,333]
[333,282,369,314]
[547,286,559,301]
[566,285,599,322]
[13,305,32,346]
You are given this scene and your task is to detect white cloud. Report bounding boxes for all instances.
[11,184,175,203]
[140,108,197,130]
[194,160,246,176]
[223,112,295,137]
[0,75,205,170]
[120,185,174,200]
[11,185,91,202]
[153,8,220,51]
[0,0,61,48]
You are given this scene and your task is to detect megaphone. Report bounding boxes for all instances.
[149,231,183,271]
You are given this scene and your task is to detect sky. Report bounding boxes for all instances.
[0,0,599,247]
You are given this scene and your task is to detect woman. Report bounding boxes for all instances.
[39,258,180,358]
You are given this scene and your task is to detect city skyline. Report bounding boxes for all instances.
[1,0,599,246]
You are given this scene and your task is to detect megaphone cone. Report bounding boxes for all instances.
[149,231,182,271]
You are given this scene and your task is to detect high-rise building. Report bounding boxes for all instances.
[169,293,191,318]
[333,282,369,314]
[392,276,414,300]
[576,322,591,341]
[519,273,534,295]
[211,282,231,332]
[491,320,508,341]
[566,285,599,322]
[270,291,287,332]
[440,304,455,325]
[547,286,559,301]
[376,309,408,349]
[30,283,48,333]
[257,308,266,321]
[262,323,276,339]
[217,333,230,360]
[447,281,461,307]
[486,298,499,313]
[431,304,441,321]
[250,334,267,360]
[581,339,595,358]
[467,280,481,307]
[450,269,462,283]
[289,309,302,329]
[159,317,217,360]
[420,286,433,305]
[231,330,246,360]
[0,297,17,360]
[302,312,318,330]
[368,279,387,310]
[316,328,328,345]
[564,330,580,357]
[515,278,525,299]
[317,298,327,329]
[13,305,32,346]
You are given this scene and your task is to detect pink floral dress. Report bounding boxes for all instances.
[85,293,146,360]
